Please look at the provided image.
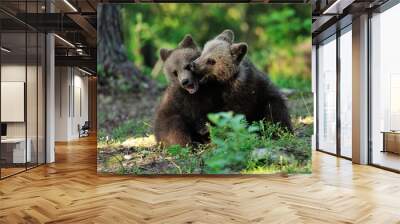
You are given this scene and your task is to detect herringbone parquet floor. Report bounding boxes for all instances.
[1,136,400,224]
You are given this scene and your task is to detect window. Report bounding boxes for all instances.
[317,35,337,154]
[0,2,47,179]
[370,3,400,171]
[339,26,352,158]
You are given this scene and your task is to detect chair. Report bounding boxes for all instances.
[79,121,90,138]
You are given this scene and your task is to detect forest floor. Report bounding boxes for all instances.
[97,88,313,174]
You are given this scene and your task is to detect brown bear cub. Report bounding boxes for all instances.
[191,30,293,132]
[154,35,223,147]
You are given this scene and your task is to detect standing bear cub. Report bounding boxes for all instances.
[191,30,293,132]
[154,35,223,147]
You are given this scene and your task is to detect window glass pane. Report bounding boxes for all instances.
[38,32,45,165]
[27,31,38,169]
[340,27,352,158]
[371,3,400,171]
[0,0,46,179]
[318,35,337,154]
[1,30,27,177]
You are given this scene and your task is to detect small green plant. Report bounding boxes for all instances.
[166,145,202,174]
[202,112,311,174]
[167,144,191,159]
[203,112,260,173]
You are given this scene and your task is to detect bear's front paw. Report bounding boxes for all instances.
[198,125,209,136]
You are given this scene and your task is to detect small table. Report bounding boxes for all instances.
[381,131,400,155]
[1,138,31,164]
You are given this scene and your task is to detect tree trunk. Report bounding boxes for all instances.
[97,4,155,94]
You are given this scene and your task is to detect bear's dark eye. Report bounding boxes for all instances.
[206,58,216,65]
[173,71,178,77]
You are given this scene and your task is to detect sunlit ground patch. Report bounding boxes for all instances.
[297,116,313,125]
[121,135,157,148]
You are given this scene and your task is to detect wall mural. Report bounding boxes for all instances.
[97,3,312,175]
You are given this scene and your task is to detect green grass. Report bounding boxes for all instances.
[272,76,311,92]
[98,102,313,174]
[151,112,312,174]
[242,161,312,174]
[98,112,312,174]
[98,119,152,142]
[165,145,203,174]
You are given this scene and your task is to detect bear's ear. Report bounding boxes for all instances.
[230,42,248,63]
[216,29,234,43]
[160,48,173,61]
[178,34,198,49]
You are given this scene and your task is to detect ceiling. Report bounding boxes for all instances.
[312,0,390,43]
[0,0,101,73]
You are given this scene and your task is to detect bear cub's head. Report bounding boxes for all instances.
[160,35,201,94]
[191,30,248,83]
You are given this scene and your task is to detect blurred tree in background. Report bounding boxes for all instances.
[120,3,311,90]
[98,4,156,94]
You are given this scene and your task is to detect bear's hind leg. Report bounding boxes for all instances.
[264,97,293,133]
[155,115,193,147]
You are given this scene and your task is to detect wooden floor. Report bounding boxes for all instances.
[372,150,400,171]
[1,167,26,177]
[1,136,400,224]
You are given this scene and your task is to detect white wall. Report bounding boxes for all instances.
[55,66,69,141]
[1,65,26,127]
[54,67,89,141]
[1,82,25,122]
[1,65,26,139]
[72,73,89,138]
[1,65,41,137]
[1,63,46,164]
[1,65,26,81]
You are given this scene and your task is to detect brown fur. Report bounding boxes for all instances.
[192,30,293,132]
[154,35,223,147]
